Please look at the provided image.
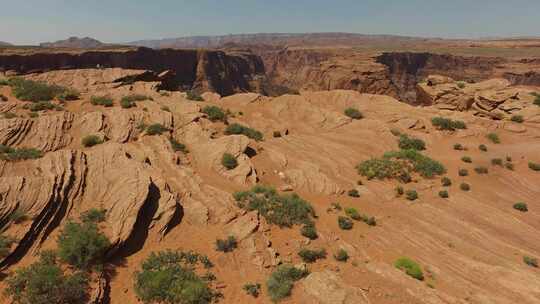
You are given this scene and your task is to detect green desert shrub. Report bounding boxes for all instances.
[120,98,135,109]
[383,149,446,178]
[458,168,469,176]
[0,234,15,258]
[534,95,540,106]
[90,95,113,107]
[0,78,8,86]
[338,216,353,230]
[0,145,43,161]
[460,183,471,191]
[439,190,449,198]
[505,162,515,170]
[3,112,16,119]
[28,112,38,118]
[453,143,464,151]
[10,209,29,224]
[169,138,188,153]
[345,208,362,221]
[57,220,110,270]
[134,250,218,304]
[457,81,466,89]
[186,90,204,101]
[81,135,103,147]
[431,117,466,131]
[394,257,424,280]
[5,251,89,304]
[511,115,524,123]
[513,202,528,212]
[300,222,318,240]
[479,144,488,152]
[224,123,263,141]
[243,283,261,298]
[347,189,360,198]
[441,177,452,187]
[202,105,226,122]
[491,158,503,166]
[358,150,445,181]
[474,166,489,174]
[28,101,55,112]
[405,190,418,201]
[395,185,404,197]
[145,123,168,135]
[215,236,238,253]
[121,94,151,104]
[266,264,308,302]
[486,133,500,144]
[234,186,316,231]
[334,249,349,262]
[398,134,426,151]
[344,108,363,119]
[56,89,80,101]
[221,153,238,170]
[529,162,540,171]
[8,78,71,102]
[298,248,327,263]
[461,156,472,163]
[524,256,538,268]
[80,208,106,223]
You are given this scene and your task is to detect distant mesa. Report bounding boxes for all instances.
[39,36,106,48]
[0,41,13,46]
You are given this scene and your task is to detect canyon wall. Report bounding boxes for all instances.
[0,47,265,96]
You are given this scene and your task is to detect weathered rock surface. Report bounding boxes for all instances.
[302,271,367,304]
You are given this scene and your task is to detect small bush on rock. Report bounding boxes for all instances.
[461,156,472,163]
[458,169,469,176]
[0,145,43,161]
[202,105,227,122]
[491,158,503,166]
[90,95,113,107]
[405,190,418,201]
[298,248,327,263]
[431,117,466,131]
[338,216,353,230]
[398,134,426,151]
[301,222,318,240]
[439,190,449,198]
[267,264,308,302]
[145,123,168,136]
[5,251,89,304]
[474,166,488,174]
[486,133,500,144]
[511,115,524,123]
[529,162,540,171]
[234,186,316,233]
[334,249,349,262]
[134,250,218,304]
[479,144,488,152]
[170,138,188,153]
[513,202,528,212]
[344,108,363,119]
[57,220,110,270]
[395,257,424,280]
[524,256,538,268]
[453,143,464,151]
[460,183,471,191]
[81,135,103,147]
[221,153,238,170]
[215,236,238,253]
[441,177,452,187]
[347,189,360,198]
[0,234,15,258]
[225,123,263,141]
[243,283,261,298]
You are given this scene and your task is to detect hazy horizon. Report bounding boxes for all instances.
[1,0,540,45]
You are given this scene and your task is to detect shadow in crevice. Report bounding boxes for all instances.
[160,202,184,238]
[244,146,257,158]
[114,182,160,259]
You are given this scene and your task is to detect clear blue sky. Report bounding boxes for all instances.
[1,0,539,45]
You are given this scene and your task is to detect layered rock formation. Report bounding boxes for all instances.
[417,75,540,121]
[0,68,540,304]
[0,47,265,96]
